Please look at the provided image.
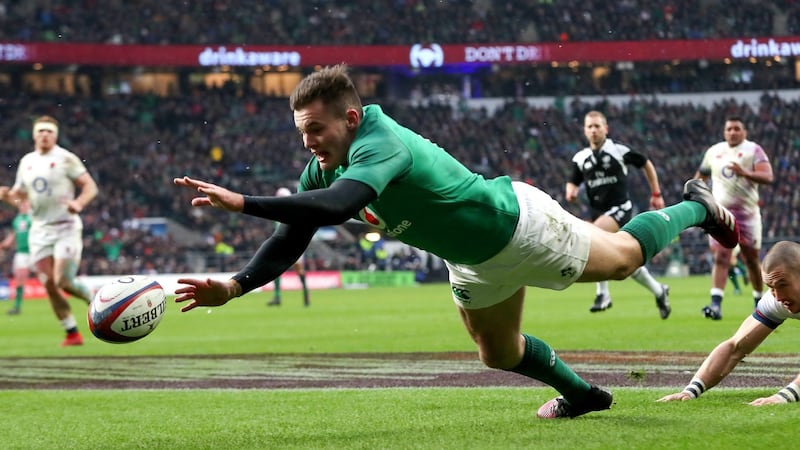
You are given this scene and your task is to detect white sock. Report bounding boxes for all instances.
[596,281,609,296]
[630,266,663,295]
[60,314,78,331]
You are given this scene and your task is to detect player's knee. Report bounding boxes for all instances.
[478,353,510,370]
[608,261,638,280]
[475,345,519,370]
[52,273,71,289]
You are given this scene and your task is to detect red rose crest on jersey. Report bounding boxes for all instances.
[359,206,385,229]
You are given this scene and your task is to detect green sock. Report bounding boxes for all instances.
[509,334,590,402]
[14,286,23,310]
[273,277,281,298]
[728,268,741,291]
[737,261,749,284]
[621,201,706,262]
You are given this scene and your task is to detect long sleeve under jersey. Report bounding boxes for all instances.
[231,179,376,294]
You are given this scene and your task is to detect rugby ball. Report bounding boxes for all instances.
[88,275,167,344]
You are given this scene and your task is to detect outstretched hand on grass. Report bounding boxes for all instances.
[656,392,693,402]
[747,394,786,406]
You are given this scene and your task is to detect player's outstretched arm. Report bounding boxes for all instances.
[658,316,773,402]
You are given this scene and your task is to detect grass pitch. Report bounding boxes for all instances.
[2,275,798,449]
[2,275,786,356]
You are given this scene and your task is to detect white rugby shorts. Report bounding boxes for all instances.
[446,181,591,309]
[710,206,762,250]
[12,252,33,271]
[29,221,84,264]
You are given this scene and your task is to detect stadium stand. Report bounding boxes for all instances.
[1,1,797,277]
[1,88,797,276]
[0,0,786,45]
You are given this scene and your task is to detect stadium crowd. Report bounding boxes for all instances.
[1,86,798,277]
[0,0,790,45]
[1,0,798,278]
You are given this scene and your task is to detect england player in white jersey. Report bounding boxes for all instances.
[0,115,98,347]
[694,117,773,320]
[658,241,800,406]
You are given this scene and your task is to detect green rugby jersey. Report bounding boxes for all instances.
[12,212,31,253]
[299,105,519,265]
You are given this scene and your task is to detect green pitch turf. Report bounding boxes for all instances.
[2,275,798,449]
[1,274,789,356]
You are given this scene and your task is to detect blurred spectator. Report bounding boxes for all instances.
[1,87,798,277]
[0,0,785,45]
[1,1,793,278]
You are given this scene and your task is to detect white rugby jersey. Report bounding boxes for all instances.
[12,145,87,227]
[753,290,800,328]
[698,139,770,211]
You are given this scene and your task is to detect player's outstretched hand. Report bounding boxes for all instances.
[656,392,694,402]
[748,394,785,406]
[174,176,245,212]
[174,277,234,312]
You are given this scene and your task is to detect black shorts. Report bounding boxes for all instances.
[591,200,633,227]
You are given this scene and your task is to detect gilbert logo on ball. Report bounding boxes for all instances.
[88,275,167,343]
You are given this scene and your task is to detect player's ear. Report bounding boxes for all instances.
[345,108,360,131]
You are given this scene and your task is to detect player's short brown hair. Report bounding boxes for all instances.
[289,64,363,119]
[763,241,800,273]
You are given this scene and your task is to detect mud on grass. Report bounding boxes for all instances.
[0,351,794,390]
